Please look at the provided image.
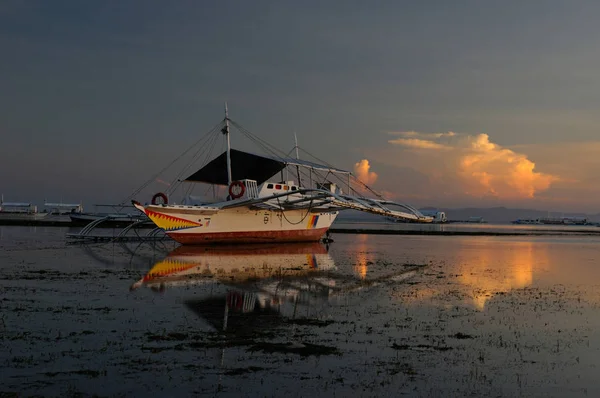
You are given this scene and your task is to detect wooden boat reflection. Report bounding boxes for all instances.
[131,242,339,331]
[132,243,423,332]
[184,265,422,333]
[130,242,335,290]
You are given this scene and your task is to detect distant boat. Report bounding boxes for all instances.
[419,210,447,223]
[43,201,84,215]
[467,216,487,223]
[0,196,48,221]
[67,202,147,225]
[561,217,588,225]
[512,217,588,225]
[69,206,148,226]
[512,218,541,225]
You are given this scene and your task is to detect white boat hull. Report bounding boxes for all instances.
[0,212,49,221]
[136,204,338,244]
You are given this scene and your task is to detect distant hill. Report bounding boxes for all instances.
[337,207,600,224]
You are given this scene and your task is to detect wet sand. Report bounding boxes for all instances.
[2,226,600,396]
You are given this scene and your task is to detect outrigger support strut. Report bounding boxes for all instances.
[219,188,432,223]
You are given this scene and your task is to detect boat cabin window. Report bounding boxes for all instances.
[266,183,297,191]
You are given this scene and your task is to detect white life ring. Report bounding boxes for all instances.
[228,181,245,199]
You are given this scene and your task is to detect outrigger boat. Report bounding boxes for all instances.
[132,105,432,244]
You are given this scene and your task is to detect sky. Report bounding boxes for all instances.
[2,1,600,212]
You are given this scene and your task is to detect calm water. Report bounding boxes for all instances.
[2,226,600,397]
[333,219,600,234]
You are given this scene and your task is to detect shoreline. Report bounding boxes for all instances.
[0,219,153,228]
[329,228,600,236]
[2,219,600,236]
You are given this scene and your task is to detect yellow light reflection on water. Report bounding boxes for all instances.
[457,239,538,310]
[395,238,548,311]
[353,234,369,280]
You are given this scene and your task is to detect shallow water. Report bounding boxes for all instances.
[2,226,600,397]
[334,219,600,235]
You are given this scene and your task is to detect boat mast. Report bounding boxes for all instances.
[294,133,299,160]
[294,133,302,186]
[224,102,232,185]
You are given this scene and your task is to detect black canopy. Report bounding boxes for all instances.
[184,149,286,185]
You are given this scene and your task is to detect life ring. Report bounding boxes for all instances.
[228,181,245,199]
[151,192,168,205]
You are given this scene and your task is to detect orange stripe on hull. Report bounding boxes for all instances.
[168,227,330,245]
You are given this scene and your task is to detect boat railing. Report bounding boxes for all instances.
[242,179,259,199]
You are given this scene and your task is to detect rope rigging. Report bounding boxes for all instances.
[230,118,389,201]
[121,120,223,205]
[169,121,224,197]
[125,115,391,206]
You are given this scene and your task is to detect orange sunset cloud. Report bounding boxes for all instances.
[388,138,451,150]
[388,131,558,200]
[353,159,378,185]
